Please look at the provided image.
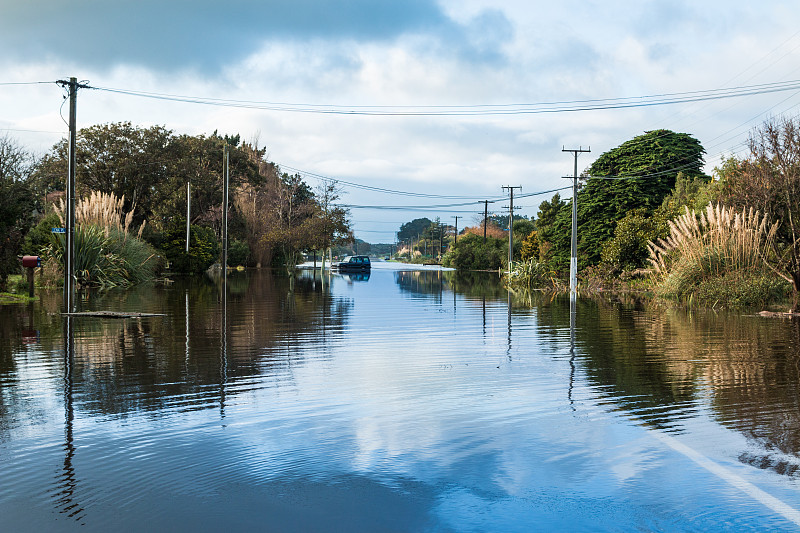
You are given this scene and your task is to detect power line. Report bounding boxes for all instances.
[0,81,54,86]
[339,186,570,210]
[88,79,800,116]
[280,164,504,200]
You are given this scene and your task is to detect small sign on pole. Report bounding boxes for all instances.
[52,227,66,234]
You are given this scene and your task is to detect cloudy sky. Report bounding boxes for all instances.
[2,0,800,242]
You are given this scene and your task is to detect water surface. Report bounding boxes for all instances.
[2,268,800,531]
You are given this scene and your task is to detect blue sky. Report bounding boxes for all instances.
[2,0,800,242]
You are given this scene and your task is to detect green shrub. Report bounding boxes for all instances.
[159,220,220,273]
[693,271,790,308]
[228,239,250,267]
[601,209,668,272]
[48,225,160,287]
[23,212,62,256]
[504,258,562,290]
[442,234,507,270]
[520,230,539,261]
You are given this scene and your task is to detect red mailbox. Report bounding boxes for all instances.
[22,255,40,268]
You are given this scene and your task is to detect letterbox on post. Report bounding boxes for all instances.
[22,256,40,268]
[21,255,40,298]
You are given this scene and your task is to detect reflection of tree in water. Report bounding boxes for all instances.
[650,311,800,476]
[394,270,506,300]
[0,293,64,442]
[533,295,800,477]
[64,270,352,418]
[534,296,699,429]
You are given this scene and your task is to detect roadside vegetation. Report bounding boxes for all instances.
[2,117,798,311]
[499,121,800,311]
[0,125,353,293]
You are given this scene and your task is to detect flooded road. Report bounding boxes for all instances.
[2,268,800,531]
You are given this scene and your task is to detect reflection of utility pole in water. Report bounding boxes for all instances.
[482,295,486,336]
[220,275,228,421]
[507,290,512,362]
[568,297,576,411]
[55,316,84,522]
[185,291,190,370]
[453,281,456,319]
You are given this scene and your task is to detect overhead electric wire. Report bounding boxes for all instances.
[88,79,800,116]
[280,164,504,200]
[339,186,570,210]
[0,127,66,134]
[0,81,54,86]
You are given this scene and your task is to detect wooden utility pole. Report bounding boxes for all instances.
[452,216,460,244]
[562,147,590,297]
[483,200,489,244]
[56,77,90,312]
[439,221,444,259]
[186,181,191,252]
[222,144,230,272]
[502,186,522,271]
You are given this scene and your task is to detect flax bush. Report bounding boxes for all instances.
[505,258,564,291]
[48,191,160,287]
[647,204,788,306]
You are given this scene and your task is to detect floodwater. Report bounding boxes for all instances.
[2,265,800,532]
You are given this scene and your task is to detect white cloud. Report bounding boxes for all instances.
[3,1,800,242]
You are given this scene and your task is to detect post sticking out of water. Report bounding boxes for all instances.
[222,144,229,273]
[502,186,522,272]
[562,146,590,298]
[186,181,191,253]
[64,78,78,312]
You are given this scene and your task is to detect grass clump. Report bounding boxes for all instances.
[647,203,787,307]
[47,191,160,288]
[505,258,565,291]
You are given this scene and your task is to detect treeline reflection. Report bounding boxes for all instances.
[529,292,800,476]
[0,270,353,422]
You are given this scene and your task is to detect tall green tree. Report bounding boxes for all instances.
[0,135,36,289]
[35,122,173,226]
[533,193,567,268]
[547,130,709,270]
[578,129,708,265]
[397,218,432,242]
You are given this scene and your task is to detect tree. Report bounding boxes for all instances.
[35,122,174,226]
[720,117,800,310]
[464,221,505,240]
[233,142,283,267]
[544,130,709,271]
[307,181,352,264]
[34,124,263,235]
[442,233,507,271]
[0,135,36,289]
[534,193,567,269]
[578,130,708,266]
[397,218,432,242]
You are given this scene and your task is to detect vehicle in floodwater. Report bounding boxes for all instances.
[333,255,371,272]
